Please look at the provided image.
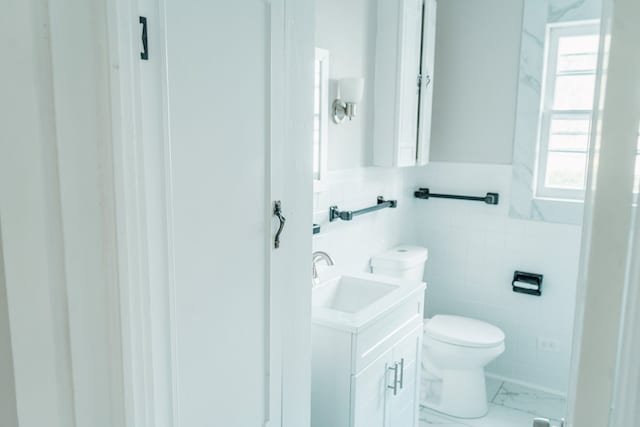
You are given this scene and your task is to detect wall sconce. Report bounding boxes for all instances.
[332,78,364,124]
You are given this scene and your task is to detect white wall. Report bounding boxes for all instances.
[0,226,18,427]
[429,0,523,164]
[407,163,581,393]
[316,0,376,169]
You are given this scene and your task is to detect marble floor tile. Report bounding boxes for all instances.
[419,380,567,427]
[465,404,541,427]
[492,382,566,421]
[420,404,533,427]
[419,406,471,427]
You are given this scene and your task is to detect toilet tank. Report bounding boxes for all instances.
[371,245,428,280]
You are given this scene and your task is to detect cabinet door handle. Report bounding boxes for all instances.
[387,362,399,396]
[273,201,286,249]
[398,358,405,389]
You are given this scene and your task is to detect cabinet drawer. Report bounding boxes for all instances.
[393,325,423,368]
[352,291,423,373]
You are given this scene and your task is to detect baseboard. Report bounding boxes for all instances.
[485,372,567,398]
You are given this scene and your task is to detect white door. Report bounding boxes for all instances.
[164,2,270,419]
[156,1,313,426]
[267,1,315,425]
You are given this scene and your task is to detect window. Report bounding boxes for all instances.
[536,22,600,200]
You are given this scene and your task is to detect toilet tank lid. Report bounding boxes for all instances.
[424,315,505,348]
[371,245,428,269]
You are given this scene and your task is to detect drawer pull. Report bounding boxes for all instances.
[398,358,405,389]
[387,362,399,395]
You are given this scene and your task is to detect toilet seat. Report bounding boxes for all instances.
[424,315,505,348]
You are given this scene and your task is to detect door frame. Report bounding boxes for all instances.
[268,1,315,425]
[105,0,178,425]
[105,0,314,426]
[3,0,130,425]
[566,0,640,424]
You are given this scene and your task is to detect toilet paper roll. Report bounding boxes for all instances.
[513,280,539,290]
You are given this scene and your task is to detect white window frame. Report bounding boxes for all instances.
[535,21,601,201]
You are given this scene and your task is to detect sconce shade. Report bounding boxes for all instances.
[339,78,364,103]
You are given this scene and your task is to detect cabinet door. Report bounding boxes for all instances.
[396,0,426,167]
[416,0,437,166]
[386,327,423,427]
[374,0,422,168]
[351,347,393,427]
[374,0,437,168]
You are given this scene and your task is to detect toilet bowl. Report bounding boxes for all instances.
[422,314,505,418]
[371,245,506,419]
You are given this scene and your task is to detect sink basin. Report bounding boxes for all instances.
[312,268,426,331]
[314,275,397,313]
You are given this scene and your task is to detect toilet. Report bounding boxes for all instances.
[371,245,505,419]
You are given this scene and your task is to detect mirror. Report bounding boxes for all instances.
[510,0,602,224]
[314,48,330,190]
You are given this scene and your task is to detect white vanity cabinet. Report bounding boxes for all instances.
[351,327,422,427]
[311,290,424,427]
[373,0,437,168]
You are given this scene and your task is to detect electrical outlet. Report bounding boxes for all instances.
[537,337,560,353]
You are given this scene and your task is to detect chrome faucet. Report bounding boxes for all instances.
[312,251,335,285]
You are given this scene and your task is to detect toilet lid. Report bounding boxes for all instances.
[424,315,505,348]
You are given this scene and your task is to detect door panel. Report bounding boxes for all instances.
[164,2,269,425]
[352,348,392,427]
[397,0,425,167]
[270,2,314,425]
[417,0,437,165]
[388,327,422,427]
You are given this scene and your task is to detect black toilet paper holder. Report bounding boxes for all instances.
[512,271,543,296]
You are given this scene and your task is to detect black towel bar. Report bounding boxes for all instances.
[414,188,499,205]
[329,196,398,222]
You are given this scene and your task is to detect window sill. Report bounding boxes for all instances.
[534,195,584,204]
